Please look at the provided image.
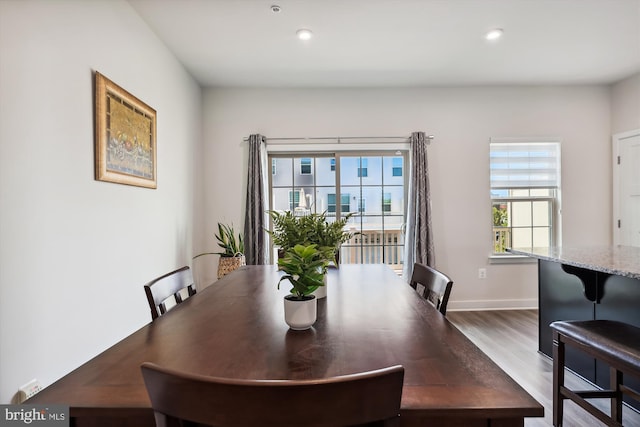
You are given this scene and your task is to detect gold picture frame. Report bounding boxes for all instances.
[95,72,157,188]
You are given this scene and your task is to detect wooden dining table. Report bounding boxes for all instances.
[28,264,543,426]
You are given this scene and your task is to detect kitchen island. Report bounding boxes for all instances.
[509,246,640,410]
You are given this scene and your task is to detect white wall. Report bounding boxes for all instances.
[201,86,611,309]
[0,0,202,403]
[611,72,640,134]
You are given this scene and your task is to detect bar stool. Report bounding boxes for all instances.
[550,320,640,427]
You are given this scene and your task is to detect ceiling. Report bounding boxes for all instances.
[128,0,640,88]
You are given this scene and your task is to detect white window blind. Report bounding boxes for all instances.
[490,142,560,189]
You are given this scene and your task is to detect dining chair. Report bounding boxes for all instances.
[409,262,454,316]
[144,266,196,320]
[140,362,405,427]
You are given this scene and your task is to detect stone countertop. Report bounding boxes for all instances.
[507,246,640,280]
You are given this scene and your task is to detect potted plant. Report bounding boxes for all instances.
[277,244,332,330]
[267,210,307,256]
[308,211,357,266]
[267,210,357,266]
[194,223,245,279]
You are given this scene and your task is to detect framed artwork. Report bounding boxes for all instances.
[95,72,157,188]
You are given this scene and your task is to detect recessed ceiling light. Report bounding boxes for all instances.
[485,28,504,41]
[270,5,281,13]
[296,29,313,41]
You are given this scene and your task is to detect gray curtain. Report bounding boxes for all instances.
[403,131,435,281]
[243,134,268,265]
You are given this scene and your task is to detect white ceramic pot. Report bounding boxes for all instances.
[312,274,328,299]
[284,295,317,330]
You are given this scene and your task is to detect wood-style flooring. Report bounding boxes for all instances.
[448,310,640,427]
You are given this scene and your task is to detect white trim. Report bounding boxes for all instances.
[612,129,640,245]
[490,136,561,144]
[447,299,538,311]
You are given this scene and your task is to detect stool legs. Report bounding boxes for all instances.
[553,333,565,427]
[610,367,623,424]
[553,332,626,427]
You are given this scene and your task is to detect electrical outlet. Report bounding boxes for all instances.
[478,268,487,279]
[18,379,42,403]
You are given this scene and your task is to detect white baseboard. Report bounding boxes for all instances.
[447,299,538,311]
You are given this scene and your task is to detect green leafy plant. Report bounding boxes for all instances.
[267,210,307,251]
[314,212,357,250]
[493,205,508,226]
[194,223,244,259]
[267,210,358,264]
[277,244,332,298]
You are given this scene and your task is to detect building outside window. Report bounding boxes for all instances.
[357,158,368,177]
[383,193,392,212]
[490,139,561,255]
[288,190,300,211]
[269,152,407,270]
[392,158,403,177]
[328,193,350,213]
[300,158,312,174]
[358,198,366,213]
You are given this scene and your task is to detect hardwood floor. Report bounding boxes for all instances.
[448,310,640,427]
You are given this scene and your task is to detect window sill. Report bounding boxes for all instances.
[489,254,537,264]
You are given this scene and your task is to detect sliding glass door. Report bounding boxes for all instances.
[269,152,407,271]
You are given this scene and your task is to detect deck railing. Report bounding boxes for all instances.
[273,226,405,273]
[493,227,511,253]
[340,229,404,272]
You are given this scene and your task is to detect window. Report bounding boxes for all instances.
[288,190,301,211]
[392,158,402,177]
[383,193,392,212]
[490,140,561,255]
[327,193,336,213]
[342,194,351,212]
[358,198,366,213]
[357,158,368,177]
[269,152,407,269]
[328,193,350,213]
[300,158,312,174]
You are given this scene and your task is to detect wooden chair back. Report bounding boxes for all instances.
[144,266,196,320]
[140,362,404,427]
[409,262,453,316]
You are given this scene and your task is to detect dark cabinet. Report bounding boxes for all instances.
[538,260,596,382]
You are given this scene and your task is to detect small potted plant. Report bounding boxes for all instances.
[277,244,332,330]
[194,223,245,279]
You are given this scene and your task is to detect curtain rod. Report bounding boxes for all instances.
[242,135,434,144]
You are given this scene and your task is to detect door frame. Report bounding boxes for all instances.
[612,128,640,245]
